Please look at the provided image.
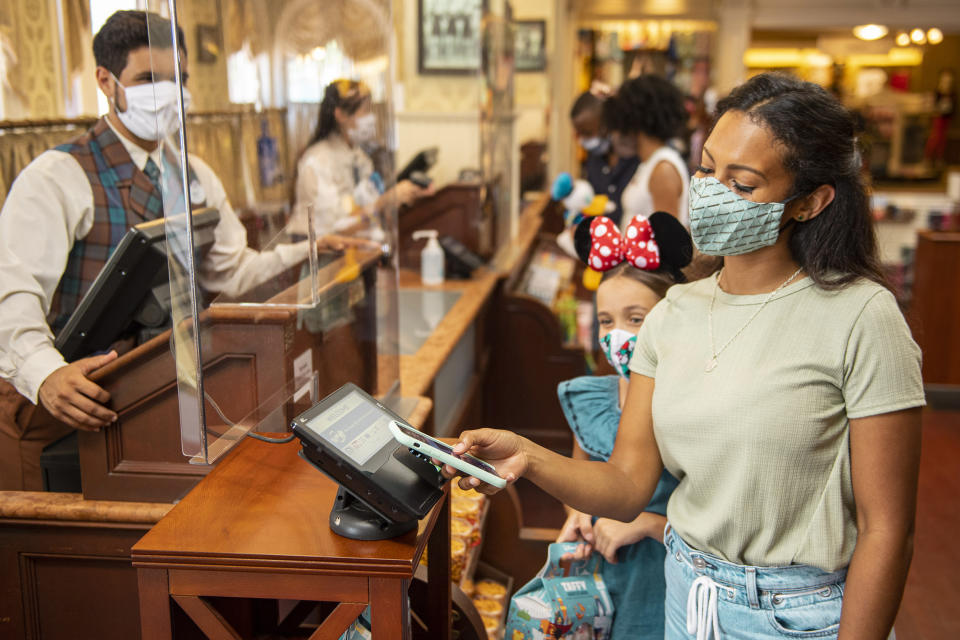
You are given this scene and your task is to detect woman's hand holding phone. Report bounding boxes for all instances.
[442,428,528,494]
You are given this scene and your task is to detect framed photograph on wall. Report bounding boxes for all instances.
[195,24,222,64]
[418,0,485,74]
[514,20,546,72]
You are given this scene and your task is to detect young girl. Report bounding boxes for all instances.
[447,73,924,640]
[555,211,691,639]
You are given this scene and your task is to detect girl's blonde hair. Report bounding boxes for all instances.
[599,262,675,299]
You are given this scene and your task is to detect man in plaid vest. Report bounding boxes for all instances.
[0,11,318,489]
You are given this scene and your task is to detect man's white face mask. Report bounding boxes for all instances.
[112,74,192,141]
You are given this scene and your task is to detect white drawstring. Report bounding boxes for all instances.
[687,575,722,640]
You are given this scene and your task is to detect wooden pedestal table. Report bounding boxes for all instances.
[132,435,451,639]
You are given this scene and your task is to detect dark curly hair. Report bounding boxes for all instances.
[602,75,686,142]
[714,72,886,290]
[93,11,186,78]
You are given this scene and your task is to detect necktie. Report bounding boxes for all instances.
[143,157,162,196]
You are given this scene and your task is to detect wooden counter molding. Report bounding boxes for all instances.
[0,491,172,524]
[490,194,550,276]
[399,270,500,398]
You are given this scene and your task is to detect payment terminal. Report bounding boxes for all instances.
[291,383,445,540]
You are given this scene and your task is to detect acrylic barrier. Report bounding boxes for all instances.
[145,2,401,464]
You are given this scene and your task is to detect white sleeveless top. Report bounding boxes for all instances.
[620,145,690,228]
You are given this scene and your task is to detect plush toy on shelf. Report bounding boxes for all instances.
[551,172,614,262]
[551,172,613,228]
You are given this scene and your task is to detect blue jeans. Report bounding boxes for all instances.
[663,524,847,639]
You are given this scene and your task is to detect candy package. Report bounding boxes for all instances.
[504,543,613,640]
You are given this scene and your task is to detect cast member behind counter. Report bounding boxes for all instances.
[289,79,432,238]
[0,10,354,491]
[605,75,689,227]
[444,74,924,639]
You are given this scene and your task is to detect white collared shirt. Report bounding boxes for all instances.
[289,133,376,235]
[0,117,308,402]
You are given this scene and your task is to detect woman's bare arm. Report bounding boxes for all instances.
[839,408,922,639]
[451,374,663,522]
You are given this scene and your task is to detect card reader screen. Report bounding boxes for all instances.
[394,422,499,475]
[303,391,394,465]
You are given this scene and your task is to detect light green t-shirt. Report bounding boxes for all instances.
[629,274,925,572]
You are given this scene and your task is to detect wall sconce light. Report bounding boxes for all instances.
[853,24,888,41]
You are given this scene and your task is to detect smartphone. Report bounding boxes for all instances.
[388,421,507,489]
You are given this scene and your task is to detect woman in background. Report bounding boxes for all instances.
[291,79,429,237]
[605,75,689,226]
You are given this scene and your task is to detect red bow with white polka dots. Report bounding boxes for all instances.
[586,214,661,272]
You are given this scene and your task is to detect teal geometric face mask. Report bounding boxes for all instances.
[688,176,798,256]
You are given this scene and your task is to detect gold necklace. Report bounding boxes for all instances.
[706,267,804,373]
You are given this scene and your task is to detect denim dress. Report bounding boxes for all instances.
[558,375,679,640]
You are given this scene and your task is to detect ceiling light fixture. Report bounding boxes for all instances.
[895,32,911,47]
[927,28,944,45]
[853,24,889,41]
[910,28,926,44]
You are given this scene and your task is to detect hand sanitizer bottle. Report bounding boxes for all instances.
[412,230,444,285]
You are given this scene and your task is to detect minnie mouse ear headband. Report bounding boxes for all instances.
[333,78,371,101]
[574,211,693,287]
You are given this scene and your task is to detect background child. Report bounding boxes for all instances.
[556,211,691,639]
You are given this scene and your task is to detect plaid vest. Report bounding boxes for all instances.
[49,118,201,333]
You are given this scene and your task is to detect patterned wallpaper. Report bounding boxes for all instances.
[176,0,231,113]
[0,0,231,120]
[1,0,63,119]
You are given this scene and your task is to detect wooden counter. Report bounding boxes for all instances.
[0,397,433,640]
[133,428,450,640]
[0,493,172,640]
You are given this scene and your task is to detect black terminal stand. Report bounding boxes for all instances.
[329,487,418,540]
[326,446,445,541]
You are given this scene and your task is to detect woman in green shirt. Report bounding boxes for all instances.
[445,73,924,639]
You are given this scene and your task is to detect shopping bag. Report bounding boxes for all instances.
[504,542,614,640]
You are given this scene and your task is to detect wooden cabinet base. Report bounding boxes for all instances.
[0,519,149,639]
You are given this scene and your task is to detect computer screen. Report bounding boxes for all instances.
[55,208,220,361]
[302,389,395,465]
[397,147,439,183]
